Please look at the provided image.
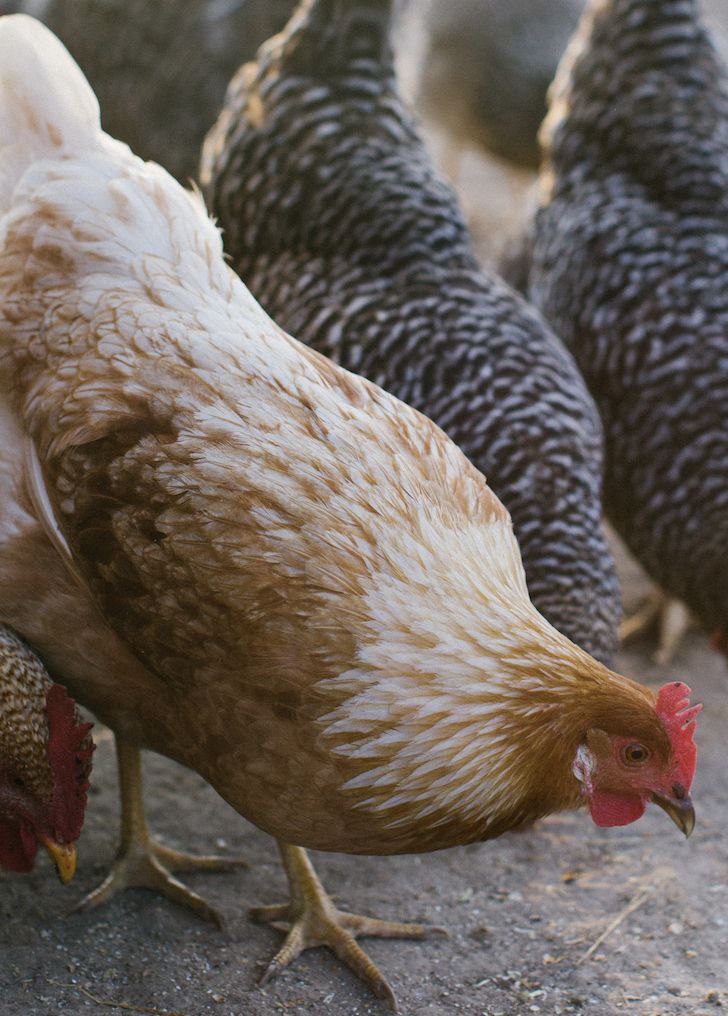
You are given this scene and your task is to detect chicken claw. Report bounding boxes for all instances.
[251,841,447,1010]
[73,738,246,927]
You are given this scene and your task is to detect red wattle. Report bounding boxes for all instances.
[590,790,646,828]
[45,684,94,843]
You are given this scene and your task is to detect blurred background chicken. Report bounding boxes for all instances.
[0,14,700,1006]
[517,0,728,669]
[0,623,93,882]
[415,0,585,172]
[201,0,622,670]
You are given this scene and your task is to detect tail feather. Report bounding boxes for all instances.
[0,14,101,211]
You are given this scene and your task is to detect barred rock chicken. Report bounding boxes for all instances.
[522,0,728,661]
[201,0,622,668]
[0,15,700,1006]
[0,624,93,881]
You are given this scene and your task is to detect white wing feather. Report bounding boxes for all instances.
[23,434,89,595]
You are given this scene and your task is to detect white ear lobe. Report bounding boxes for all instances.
[572,743,595,794]
[23,434,89,594]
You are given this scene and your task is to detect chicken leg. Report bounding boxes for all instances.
[74,737,246,926]
[250,840,447,1010]
[619,588,693,666]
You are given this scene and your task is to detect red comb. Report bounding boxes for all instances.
[655,682,701,786]
[45,684,95,843]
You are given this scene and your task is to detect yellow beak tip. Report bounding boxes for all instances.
[650,792,695,839]
[40,837,78,884]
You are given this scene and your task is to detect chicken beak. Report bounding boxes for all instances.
[650,791,695,838]
[39,835,78,883]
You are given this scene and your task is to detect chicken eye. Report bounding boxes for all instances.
[623,744,650,764]
[12,777,24,787]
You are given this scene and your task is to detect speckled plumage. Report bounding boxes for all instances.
[523,0,728,643]
[0,625,56,804]
[0,622,93,873]
[201,0,621,668]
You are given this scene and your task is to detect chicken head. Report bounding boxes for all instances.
[573,681,699,834]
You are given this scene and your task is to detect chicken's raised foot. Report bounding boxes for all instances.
[73,738,246,927]
[619,588,692,665]
[251,841,447,1010]
[653,598,692,666]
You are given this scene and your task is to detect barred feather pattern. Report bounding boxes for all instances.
[202,0,621,666]
[0,625,55,805]
[0,623,91,833]
[526,0,728,638]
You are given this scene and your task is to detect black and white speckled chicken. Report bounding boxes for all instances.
[25,0,297,183]
[0,624,93,883]
[201,0,622,667]
[521,0,728,659]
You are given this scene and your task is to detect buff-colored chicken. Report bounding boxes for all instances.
[0,623,93,881]
[0,15,700,1007]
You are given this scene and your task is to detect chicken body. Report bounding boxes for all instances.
[201,0,621,668]
[0,14,699,1002]
[0,623,93,880]
[523,0,728,648]
[0,157,622,852]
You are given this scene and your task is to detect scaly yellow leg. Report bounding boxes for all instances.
[250,840,447,1010]
[73,737,247,926]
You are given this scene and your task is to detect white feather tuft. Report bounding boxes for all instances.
[0,14,101,212]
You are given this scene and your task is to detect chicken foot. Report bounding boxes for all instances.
[250,840,447,1010]
[73,737,247,927]
[619,587,693,665]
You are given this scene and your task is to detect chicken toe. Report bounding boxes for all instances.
[73,737,246,926]
[251,841,447,1010]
